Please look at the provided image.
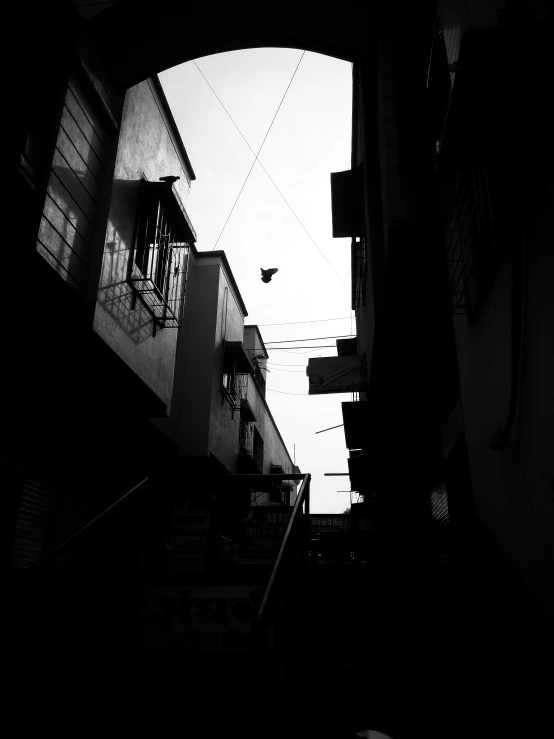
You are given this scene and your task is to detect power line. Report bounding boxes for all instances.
[270,345,337,350]
[258,316,353,326]
[265,334,353,344]
[194,59,349,291]
[208,51,305,251]
[267,388,309,396]
[266,362,308,367]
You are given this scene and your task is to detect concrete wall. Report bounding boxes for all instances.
[454,191,554,615]
[93,78,193,407]
[155,251,220,455]
[152,252,295,485]
[207,258,247,472]
[246,332,297,505]
[243,325,269,387]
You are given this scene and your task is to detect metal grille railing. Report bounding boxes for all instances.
[444,167,496,319]
[131,194,190,329]
[430,480,451,568]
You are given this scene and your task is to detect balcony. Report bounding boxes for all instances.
[130,182,196,331]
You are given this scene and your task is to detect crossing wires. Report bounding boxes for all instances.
[207,51,305,250]
[194,56,349,291]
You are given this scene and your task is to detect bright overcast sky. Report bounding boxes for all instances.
[160,48,354,513]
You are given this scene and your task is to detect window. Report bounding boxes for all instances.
[222,366,236,398]
[443,167,499,321]
[239,420,254,456]
[352,237,367,309]
[254,365,266,398]
[131,182,194,329]
[253,427,264,473]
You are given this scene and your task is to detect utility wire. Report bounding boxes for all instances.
[208,51,305,251]
[195,58,349,291]
[265,334,354,344]
[270,345,337,350]
[258,316,353,326]
[266,362,309,367]
[267,388,309,396]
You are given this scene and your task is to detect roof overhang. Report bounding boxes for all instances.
[224,341,254,374]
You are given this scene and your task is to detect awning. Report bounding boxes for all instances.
[330,165,365,238]
[307,355,364,395]
[223,340,254,374]
[336,337,357,356]
[342,400,369,450]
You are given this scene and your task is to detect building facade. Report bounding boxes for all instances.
[6,67,296,571]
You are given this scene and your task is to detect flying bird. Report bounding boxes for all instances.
[261,268,279,283]
[159,175,180,183]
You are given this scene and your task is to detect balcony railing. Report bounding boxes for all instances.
[444,167,497,320]
[130,182,195,331]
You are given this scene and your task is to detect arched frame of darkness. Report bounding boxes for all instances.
[86,1,434,88]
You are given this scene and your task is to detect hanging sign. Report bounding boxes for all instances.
[237,508,292,565]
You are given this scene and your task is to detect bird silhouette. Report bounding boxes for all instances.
[261,268,278,283]
[159,176,180,183]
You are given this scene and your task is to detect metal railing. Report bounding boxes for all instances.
[444,167,496,319]
[22,477,150,571]
[253,473,311,634]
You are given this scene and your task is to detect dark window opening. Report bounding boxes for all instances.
[239,420,254,456]
[254,365,266,398]
[222,367,236,397]
[352,237,367,309]
[253,427,264,473]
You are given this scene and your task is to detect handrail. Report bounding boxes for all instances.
[254,473,311,630]
[23,476,150,571]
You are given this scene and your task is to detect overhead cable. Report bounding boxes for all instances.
[266,362,309,367]
[267,388,309,396]
[270,345,337,350]
[258,316,353,326]
[265,334,354,344]
[194,59,349,291]
[207,51,305,251]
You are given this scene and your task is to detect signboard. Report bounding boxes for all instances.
[142,585,266,650]
[309,515,351,533]
[237,508,292,565]
[168,510,210,573]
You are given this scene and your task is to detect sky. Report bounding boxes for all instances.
[159,48,355,513]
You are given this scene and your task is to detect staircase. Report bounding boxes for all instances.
[12,472,551,739]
